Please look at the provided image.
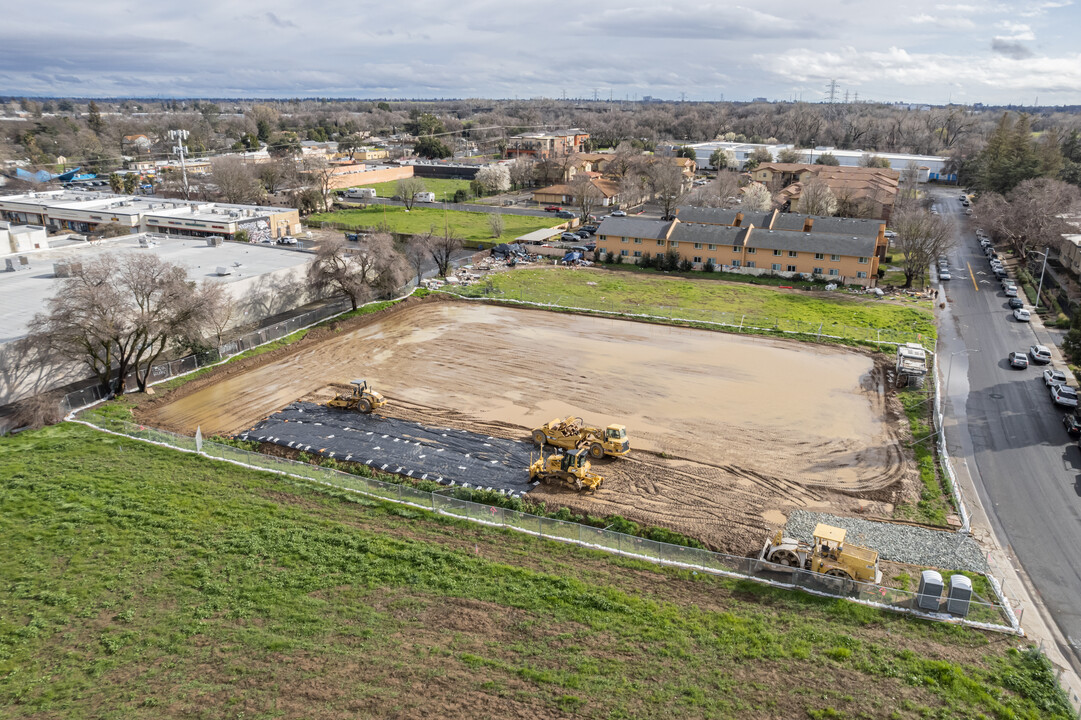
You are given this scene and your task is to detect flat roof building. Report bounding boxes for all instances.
[0,190,300,242]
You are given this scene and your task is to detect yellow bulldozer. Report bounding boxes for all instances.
[528,448,605,493]
[531,415,630,459]
[761,523,881,588]
[327,379,387,414]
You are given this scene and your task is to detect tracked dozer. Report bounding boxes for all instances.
[327,379,387,414]
[532,415,630,459]
[528,448,605,493]
[761,523,881,590]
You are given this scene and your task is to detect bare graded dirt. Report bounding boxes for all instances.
[140,299,916,552]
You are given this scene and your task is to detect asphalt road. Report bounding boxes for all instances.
[933,187,1081,668]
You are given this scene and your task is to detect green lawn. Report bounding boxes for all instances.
[455,268,937,347]
[0,423,1070,719]
[309,205,559,245]
[347,177,473,199]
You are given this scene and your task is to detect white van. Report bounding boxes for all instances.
[344,188,376,199]
[416,191,437,203]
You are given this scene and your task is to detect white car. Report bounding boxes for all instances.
[1044,369,1068,387]
[939,270,952,281]
[277,235,298,245]
[1004,286,1018,298]
[1013,308,1031,322]
[1051,384,1079,408]
[1030,345,1053,364]
[610,210,627,217]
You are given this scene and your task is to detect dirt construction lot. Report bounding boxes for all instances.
[141,297,915,552]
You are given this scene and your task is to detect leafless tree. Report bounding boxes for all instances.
[795,178,837,216]
[308,234,405,310]
[976,179,1081,258]
[487,212,505,238]
[405,234,431,284]
[211,156,265,204]
[256,158,291,195]
[396,177,428,210]
[509,158,534,189]
[0,335,53,408]
[28,255,205,395]
[649,162,685,218]
[428,233,463,277]
[891,207,955,288]
[568,174,603,220]
[302,157,336,212]
[175,280,235,352]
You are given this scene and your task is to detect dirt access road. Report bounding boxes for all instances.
[141,298,914,551]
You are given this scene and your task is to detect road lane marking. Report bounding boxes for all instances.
[968,262,978,291]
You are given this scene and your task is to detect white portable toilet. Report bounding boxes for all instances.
[947,575,973,617]
[917,570,943,611]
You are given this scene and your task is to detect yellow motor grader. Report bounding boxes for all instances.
[327,379,387,414]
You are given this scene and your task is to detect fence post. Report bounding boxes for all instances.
[816,322,823,341]
[739,314,745,332]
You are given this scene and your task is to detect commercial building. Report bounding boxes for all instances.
[0,190,301,242]
[506,129,590,159]
[596,207,887,287]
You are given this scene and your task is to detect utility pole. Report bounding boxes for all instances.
[169,129,190,200]
[844,89,849,104]
[826,79,838,104]
[853,92,859,104]
[681,91,686,103]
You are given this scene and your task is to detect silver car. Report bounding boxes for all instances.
[1052,384,1079,408]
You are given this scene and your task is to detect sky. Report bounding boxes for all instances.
[2,0,1080,105]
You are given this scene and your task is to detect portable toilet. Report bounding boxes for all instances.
[917,570,943,611]
[947,574,973,617]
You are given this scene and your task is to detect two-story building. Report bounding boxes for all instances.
[506,130,590,159]
[596,207,887,287]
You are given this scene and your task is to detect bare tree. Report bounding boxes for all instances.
[405,234,431,284]
[742,182,773,211]
[487,212,505,238]
[607,142,640,179]
[649,162,685,218]
[568,174,603,220]
[976,178,1081,258]
[795,178,837,216]
[396,177,428,210]
[29,255,204,395]
[302,157,336,212]
[428,233,463,277]
[0,336,53,408]
[308,234,405,310]
[175,280,235,352]
[509,158,534,189]
[211,157,264,204]
[256,158,290,195]
[891,207,954,289]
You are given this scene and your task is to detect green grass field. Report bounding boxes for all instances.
[0,423,1070,719]
[309,205,559,245]
[347,177,473,199]
[456,268,937,347]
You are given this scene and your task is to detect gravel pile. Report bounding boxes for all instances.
[786,510,988,573]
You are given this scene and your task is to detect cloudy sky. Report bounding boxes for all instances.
[2,0,1079,104]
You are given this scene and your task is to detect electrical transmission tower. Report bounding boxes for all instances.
[826,79,838,103]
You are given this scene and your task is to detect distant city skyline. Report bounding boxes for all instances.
[2,0,1080,105]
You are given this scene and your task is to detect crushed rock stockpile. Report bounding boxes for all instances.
[785,510,989,573]
[241,402,538,497]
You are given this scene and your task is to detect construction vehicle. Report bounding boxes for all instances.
[531,416,630,459]
[895,343,928,388]
[327,379,387,414]
[528,448,605,493]
[761,523,882,588]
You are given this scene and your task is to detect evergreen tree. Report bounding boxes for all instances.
[87,100,104,134]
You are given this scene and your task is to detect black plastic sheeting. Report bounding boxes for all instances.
[239,402,538,497]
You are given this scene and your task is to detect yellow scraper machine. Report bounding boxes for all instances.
[327,379,387,414]
[531,415,630,459]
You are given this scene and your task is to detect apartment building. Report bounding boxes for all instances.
[596,207,886,286]
[506,129,590,159]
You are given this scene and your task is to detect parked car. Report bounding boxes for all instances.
[1014,308,1031,321]
[544,205,561,212]
[993,267,1008,278]
[580,225,598,235]
[560,232,580,242]
[1008,297,1024,309]
[1052,384,1079,408]
[1004,286,1018,298]
[1030,345,1053,364]
[610,210,627,217]
[1044,369,1068,387]
[1064,414,1081,438]
[555,210,575,219]
[939,269,952,281]
[574,231,591,240]
[1009,351,1029,369]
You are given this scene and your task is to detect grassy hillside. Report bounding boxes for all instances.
[0,423,1068,719]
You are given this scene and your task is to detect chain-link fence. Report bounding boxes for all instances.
[60,297,354,414]
[77,415,1018,633]
[440,286,933,350]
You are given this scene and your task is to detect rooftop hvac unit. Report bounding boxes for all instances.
[53,261,83,277]
[5,256,31,272]
[138,236,159,248]
[216,266,232,276]
[206,235,224,247]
